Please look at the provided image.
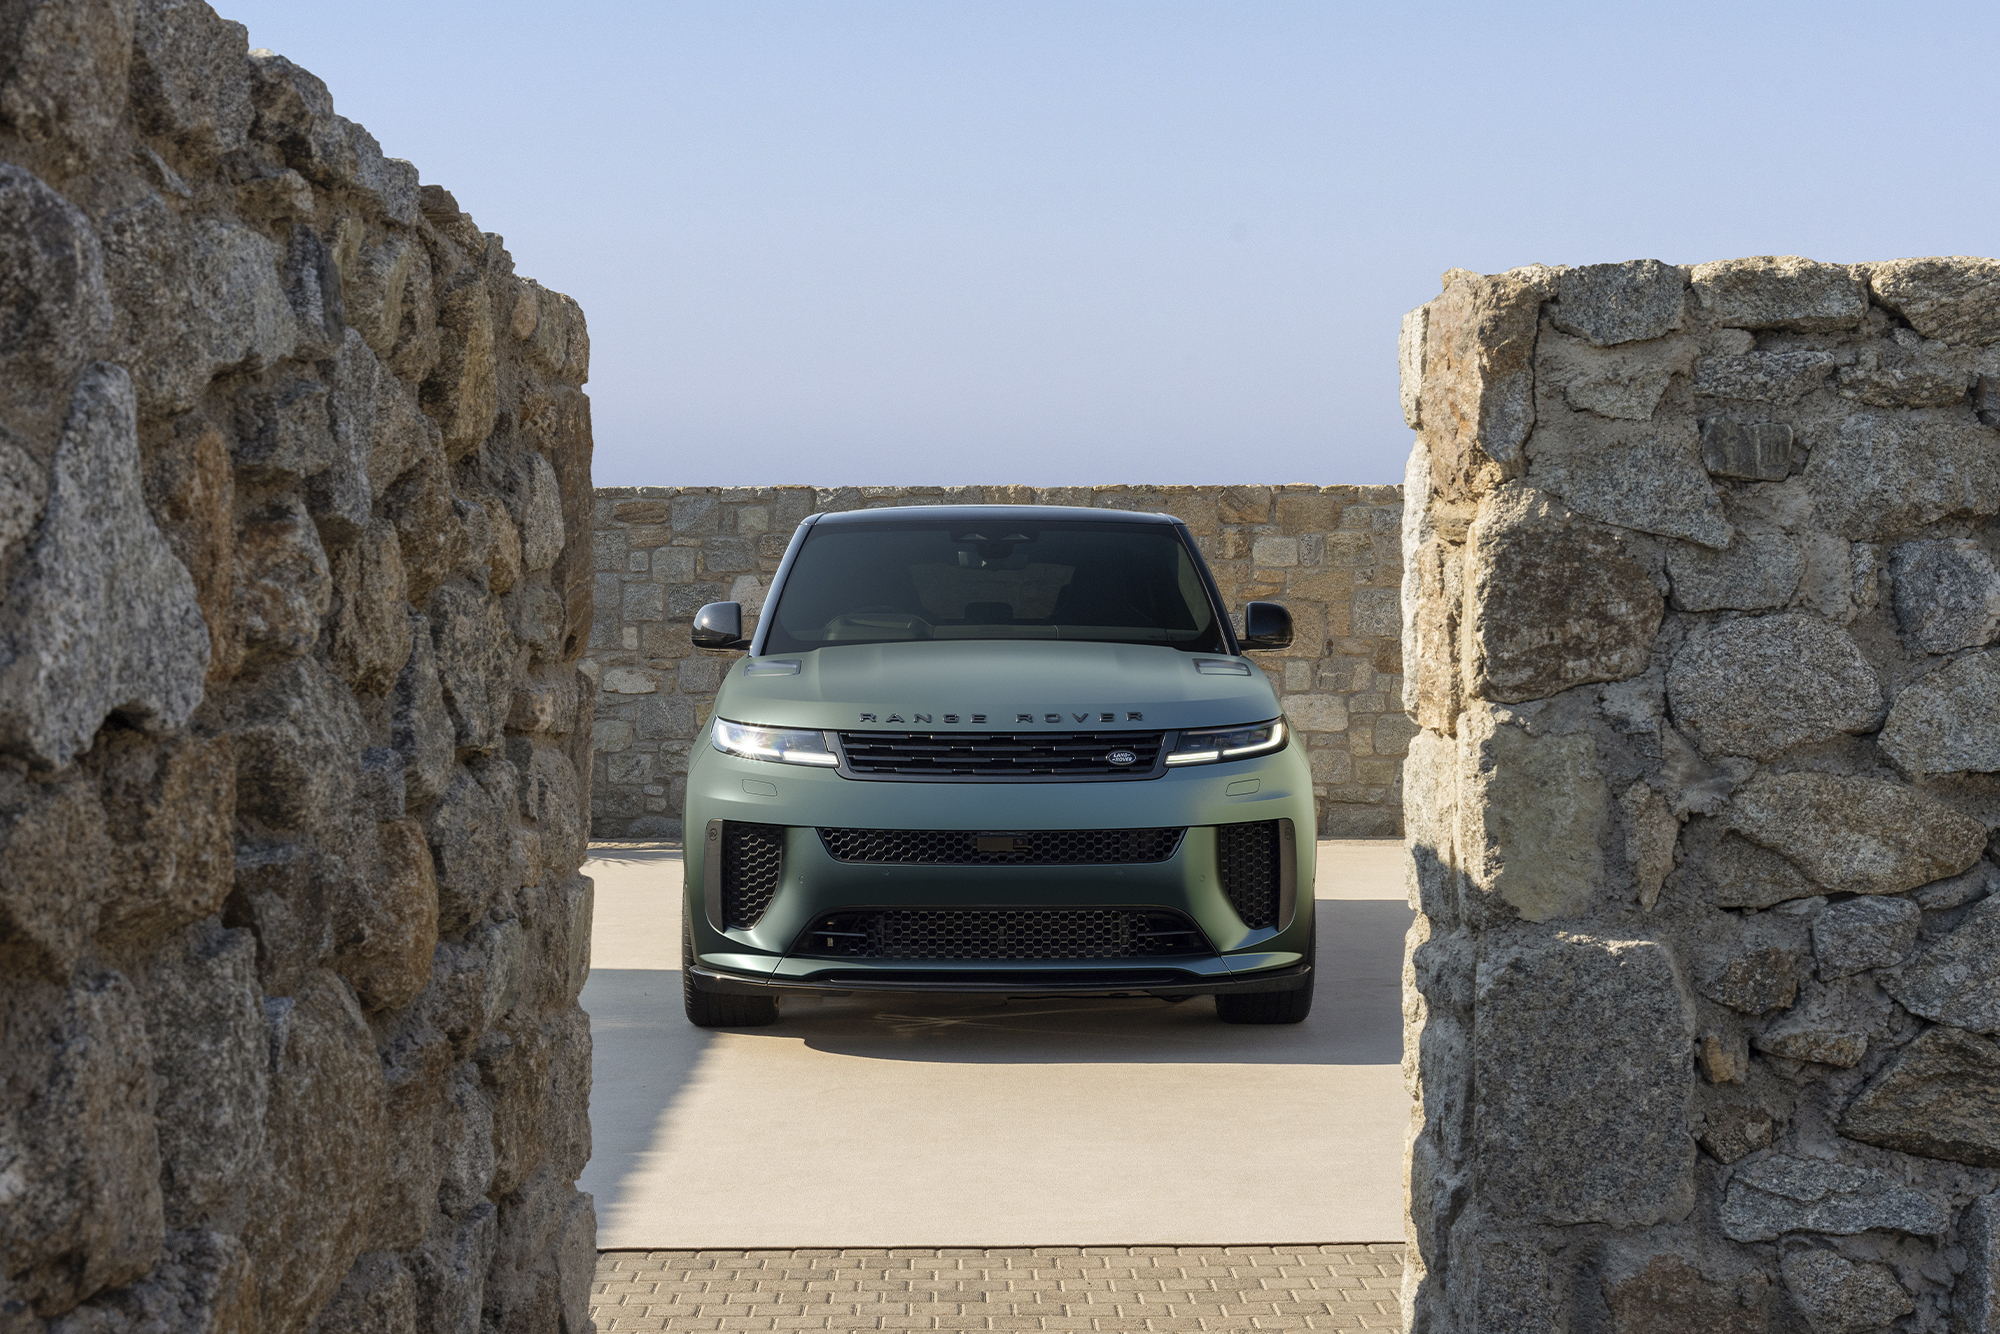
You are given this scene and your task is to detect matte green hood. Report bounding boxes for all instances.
[713,639,1280,732]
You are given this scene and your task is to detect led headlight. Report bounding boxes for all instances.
[1164,718,1287,766]
[710,717,840,767]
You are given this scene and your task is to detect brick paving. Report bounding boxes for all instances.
[591,1245,1405,1331]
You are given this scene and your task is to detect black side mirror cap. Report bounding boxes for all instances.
[1240,600,1293,652]
[691,601,747,649]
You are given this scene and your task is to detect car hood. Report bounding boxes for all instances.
[712,639,1280,732]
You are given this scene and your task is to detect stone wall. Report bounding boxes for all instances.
[0,4,597,1332]
[585,484,1411,840]
[1399,255,2000,1332]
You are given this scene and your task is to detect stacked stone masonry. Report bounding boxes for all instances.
[1399,255,2000,1333]
[0,4,598,1332]
[586,483,1411,840]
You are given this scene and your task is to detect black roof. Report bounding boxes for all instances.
[810,504,1176,527]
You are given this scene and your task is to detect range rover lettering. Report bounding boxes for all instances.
[680,505,1315,1026]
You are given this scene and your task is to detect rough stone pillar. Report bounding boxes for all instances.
[1399,256,2000,1333]
[0,3,597,1331]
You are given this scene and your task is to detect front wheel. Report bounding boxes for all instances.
[683,919,779,1028]
[1215,975,1314,1024]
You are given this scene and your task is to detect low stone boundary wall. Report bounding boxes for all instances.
[585,484,1410,840]
[1400,255,2000,1332]
[0,5,595,1330]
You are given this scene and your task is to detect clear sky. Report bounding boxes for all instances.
[223,1,2000,488]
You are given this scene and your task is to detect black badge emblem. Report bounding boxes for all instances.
[1107,749,1138,766]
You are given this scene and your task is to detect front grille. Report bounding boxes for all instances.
[792,908,1213,960]
[817,827,1185,866]
[1216,820,1281,928]
[836,730,1167,781]
[721,822,784,928]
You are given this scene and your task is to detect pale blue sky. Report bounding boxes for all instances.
[224,1,2000,487]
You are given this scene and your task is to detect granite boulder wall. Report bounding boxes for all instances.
[1399,255,2000,1334]
[0,4,596,1331]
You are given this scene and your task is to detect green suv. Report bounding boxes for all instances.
[679,505,1315,1027]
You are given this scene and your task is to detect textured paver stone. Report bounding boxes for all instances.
[592,1246,1410,1332]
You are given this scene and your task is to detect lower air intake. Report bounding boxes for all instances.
[793,908,1212,960]
[721,822,784,928]
[1215,820,1282,928]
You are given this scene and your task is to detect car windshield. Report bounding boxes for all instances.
[761,520,1227,653]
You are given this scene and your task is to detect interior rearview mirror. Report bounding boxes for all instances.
[691,601,747,649]
[1240,600,1293,652]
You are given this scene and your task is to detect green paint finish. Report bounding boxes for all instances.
[681,507,1318,1001]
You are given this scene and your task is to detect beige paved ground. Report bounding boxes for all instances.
[590,1244,1406,1331]
[580,839,1411,1248]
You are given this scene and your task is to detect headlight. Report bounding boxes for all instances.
[1164,718,1287,766]
[711,718,840,767]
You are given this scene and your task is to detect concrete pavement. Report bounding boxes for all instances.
[579,840,1411,1249]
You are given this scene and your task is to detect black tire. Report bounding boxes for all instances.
[1216,927,1315,1024]
[1215,977,1314,1024]
[682,919,779,1028]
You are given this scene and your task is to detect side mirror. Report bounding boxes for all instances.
[1240,600,1293,652]
[691,601,747,649]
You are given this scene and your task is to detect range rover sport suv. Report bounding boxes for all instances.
[679,505,1316,1027]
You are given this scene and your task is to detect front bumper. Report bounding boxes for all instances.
[686,959,1312,1000]
[681,732,1317,997]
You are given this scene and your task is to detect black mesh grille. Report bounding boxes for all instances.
[811,968,1188,989]
[1216,820,1281,928]
[721,822,784,928]
[817,827,1185,865]
[793,909,1212,960]
[836,730,1166,780]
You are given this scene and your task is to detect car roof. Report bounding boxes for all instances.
[809,504,1178,527]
